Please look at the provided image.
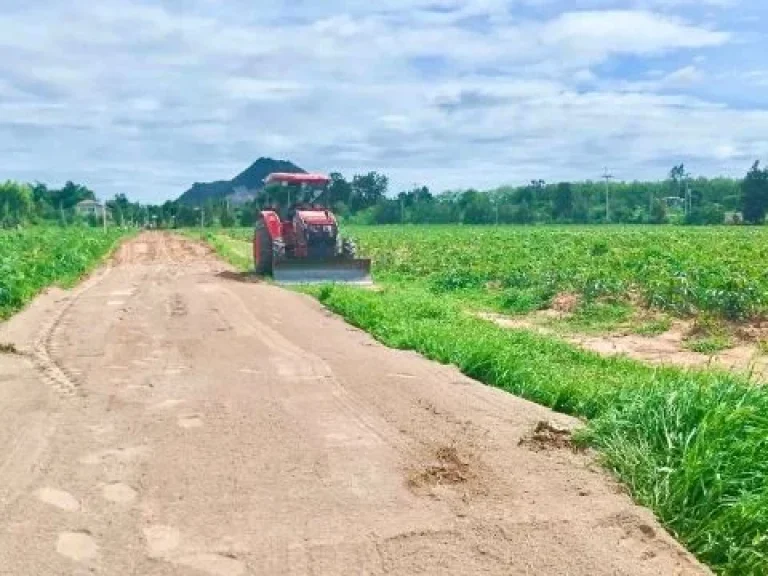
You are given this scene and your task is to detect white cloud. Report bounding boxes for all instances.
[539,10,728,59]
[607,64,705,92]
[0,0,763,201]
[222,79,306,101]
[663,65,704,84]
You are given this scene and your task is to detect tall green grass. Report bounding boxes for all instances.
[311,284,768,575]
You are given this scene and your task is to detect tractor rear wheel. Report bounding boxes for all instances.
[254,223,273,275]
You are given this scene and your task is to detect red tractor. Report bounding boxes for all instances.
[252,172,372,284]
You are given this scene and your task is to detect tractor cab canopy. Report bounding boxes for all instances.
[263,172,332,219]
[264,173,331,187]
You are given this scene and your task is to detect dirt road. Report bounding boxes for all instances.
[0,233,707,575]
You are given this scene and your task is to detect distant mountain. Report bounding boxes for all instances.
[177,180,233,206]
[177,157,305,205]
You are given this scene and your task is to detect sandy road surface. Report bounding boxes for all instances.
[0,233,707,575]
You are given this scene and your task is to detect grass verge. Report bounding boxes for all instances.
[307,284,767,576]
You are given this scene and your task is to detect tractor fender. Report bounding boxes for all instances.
[259,211,282,240]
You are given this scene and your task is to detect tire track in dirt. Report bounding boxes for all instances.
[30,265,114,397]
[203,282,408,454]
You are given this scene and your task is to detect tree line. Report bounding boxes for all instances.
[169,163,767,227]
[341,165,760,226]
[2,161,768,229]
[0,181,101,227]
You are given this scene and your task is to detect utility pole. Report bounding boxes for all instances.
[602,169,614,223]
[102,200,107,232]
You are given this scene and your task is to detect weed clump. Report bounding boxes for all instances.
[0,342,20,355]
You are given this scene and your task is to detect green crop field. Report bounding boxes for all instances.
[0,226,129,319]
[346,225,768,320]
[220,224,768,320]
[207,224,768,575]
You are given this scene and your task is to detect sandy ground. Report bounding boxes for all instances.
[0,232,709,575]
[483,311,768,380]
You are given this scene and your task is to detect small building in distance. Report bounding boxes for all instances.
[75,199,105,219]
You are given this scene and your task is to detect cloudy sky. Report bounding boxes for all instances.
[1,0,767,202]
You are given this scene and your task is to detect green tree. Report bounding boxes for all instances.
[741,161,768,224]
[53,181,95,211]
[572,188,590,223]
[464,197,493,224]
[457,189,492,224]
[371,199,401,224]
[30,182,55,218]
[238,202,257,227]
[669,164,689,198]
[0,181,33,226]
[107,194,132,226]
[175,204,200,227]
[687,204,725,225]
[512,201,534,224]
[328,172,352,206]
[552,182,573,221]
[160,200,177,228]
[650,198,668,224]
[220,209,236,228]
[351,172,388,212]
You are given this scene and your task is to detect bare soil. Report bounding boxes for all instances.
[483,312,768,381]
[0,232,708,575]
[551,291,582,314]
[519,420,581,453]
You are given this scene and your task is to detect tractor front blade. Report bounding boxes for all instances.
[272,258,373,285]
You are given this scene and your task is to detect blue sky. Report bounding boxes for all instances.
[1,0,766,202]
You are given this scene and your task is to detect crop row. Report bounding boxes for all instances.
[0,227,128,318]
[222,225,768,319]
[336,225,768,320]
